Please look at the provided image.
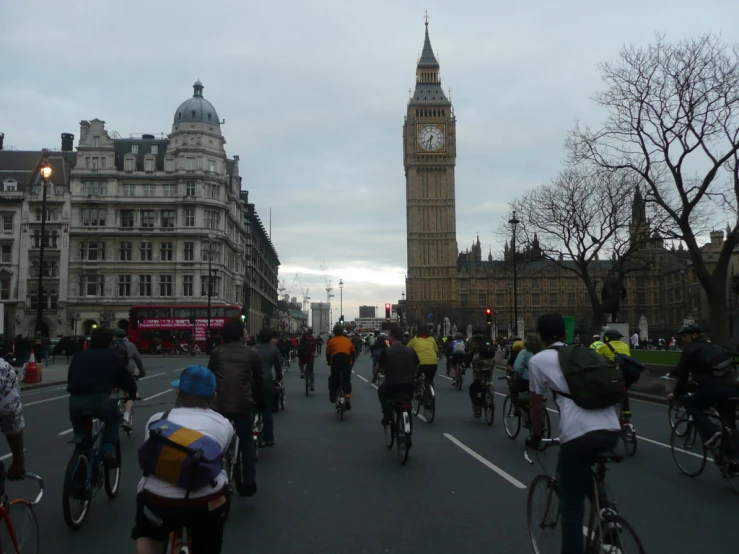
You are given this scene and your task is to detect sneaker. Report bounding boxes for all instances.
[300,373,304,379]
[705,431,723,447]
[381,416,391,426]
[310,386,315,391]
[329,396,336,404]
[121,413,133,432]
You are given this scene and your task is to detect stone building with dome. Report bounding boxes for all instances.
[62,81,279,335]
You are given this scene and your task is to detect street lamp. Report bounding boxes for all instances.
[680,268,687,323]
[339,279,344,325]
[205,234,219,340]
[508,210,520,338]
[36,152,52,341]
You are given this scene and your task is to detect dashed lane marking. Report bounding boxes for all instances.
[143,389,174,402]
[444,433,527,489]
[58,428,73,436]
[24,394,69,407]
[0,450,26,461]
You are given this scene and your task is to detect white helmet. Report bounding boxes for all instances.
[593,334,601,340]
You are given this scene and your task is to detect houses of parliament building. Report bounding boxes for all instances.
[402,22,732,339]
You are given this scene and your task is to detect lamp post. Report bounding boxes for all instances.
[339,279,344,324]
[508,210,520,338]
[205,234,218,340]
[36,153,52,341]
[680,269,687,323]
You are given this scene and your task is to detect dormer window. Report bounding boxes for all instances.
[132,144,139,154]
[92,136,100,147]
[178,113,182,120]
[207,113,212,120]
[151,144,158,155]
[191,111,196,118]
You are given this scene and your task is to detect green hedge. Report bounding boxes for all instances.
[631,350,682,366]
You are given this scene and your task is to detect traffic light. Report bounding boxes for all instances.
[240,314,246,322]
[397,306,402,323]
[486,307,492,326]
[340,315,344,326]
[385,303,391,321]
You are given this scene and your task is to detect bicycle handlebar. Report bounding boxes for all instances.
[10,473,44,506]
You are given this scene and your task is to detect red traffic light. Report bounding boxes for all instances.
[485,308,492,315]
[385,303,390,309]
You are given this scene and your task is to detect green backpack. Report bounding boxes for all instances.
[552,345,624,410]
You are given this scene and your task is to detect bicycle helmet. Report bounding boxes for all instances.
[113,328,127,338]
[593,334,601,340]
[603,329,623,341]
[676,323,701,335]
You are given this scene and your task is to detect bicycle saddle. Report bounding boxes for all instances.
[594,451,623,464]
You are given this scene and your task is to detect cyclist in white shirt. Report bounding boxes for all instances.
[526,314,620,554]
[132,366,234,554]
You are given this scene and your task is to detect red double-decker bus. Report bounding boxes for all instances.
[128,304,243,353]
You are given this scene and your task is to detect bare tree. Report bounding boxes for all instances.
[569,34,739,346]
[507,166,654,342]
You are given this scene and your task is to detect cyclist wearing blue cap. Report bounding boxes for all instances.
[132,365,234,554]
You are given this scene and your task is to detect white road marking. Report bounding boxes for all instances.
[143,389,174,401]
[356,374,368,383]
[371,384,378,390]
[437,374,453,381]
[58,428,74,436]
[417,413,428,423]
[638,435,714,462]
[139,371,166,380]
[0,449,25,461]
[24,394,69,407]
[444,433,527,489]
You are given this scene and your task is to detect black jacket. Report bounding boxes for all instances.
[673,338,736,395]
[67,348,137,396]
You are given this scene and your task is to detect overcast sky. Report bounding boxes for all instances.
[2,0,737,322]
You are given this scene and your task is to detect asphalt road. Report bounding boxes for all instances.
[7,353,738,553]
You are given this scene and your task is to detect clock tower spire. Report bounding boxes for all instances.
[404,18,458,325]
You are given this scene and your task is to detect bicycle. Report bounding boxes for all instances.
[500,376,551,439]
[252,412,263,462]
[526,438,645,553]
[383,394,413,465]
[411,374,435,423]
[165,526,191,554]
[302,362,315,396]
[481,377,495,426]
[222,422,243,499]
[336,383,346,421]
[452,363,465,391]
[0,471,44,554]
[619,393,637,456]
[113,388,133,437]
[62,416,121,530]
[669,395,739,493]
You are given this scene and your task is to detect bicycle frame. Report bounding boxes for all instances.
[76,417,105,487]
[0,473,43,554]
[169,526,191,554]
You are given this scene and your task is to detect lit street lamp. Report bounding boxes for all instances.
[339,279,344,325]
[508,210,520,338]
[36,152,52,341]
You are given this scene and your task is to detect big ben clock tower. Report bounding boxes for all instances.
[404,19,458,325]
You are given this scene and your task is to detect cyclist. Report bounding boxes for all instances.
[509,332,542,415]
[297,330,316,388]
[132,365,233,554]
[315,334,324,355]
[111,328,145,432]
[505,338,524,373]
[449,332,466,378]
[67,328,138,467]
[0,358,26,479]
[597,329,632,419]
[402,331,411,346]
[208,321,263,495]
[467,332,496,417]
[373,326,419,425]
[407,325,439,408]
[526,314,620,554]
[326,324,356,410]
[278,335,291,368]
[667,324,738,468]
[351,332,363,358]
[590,334,605,351]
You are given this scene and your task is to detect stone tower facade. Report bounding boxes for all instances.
[403,21,458,324]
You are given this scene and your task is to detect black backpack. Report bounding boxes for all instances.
[477,339,496,359]
[111,339,129,368]
[604,343,644,388]
[298,338,312,357]
[552,345,624,410]
[695,343,736,378]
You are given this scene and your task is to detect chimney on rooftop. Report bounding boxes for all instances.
[61,133,74,152]
[0,132,4,150]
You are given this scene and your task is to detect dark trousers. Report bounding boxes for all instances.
[378,383,415,419]
[509,377,530,407]
[682,384,738,458]
[69,394,119,449]
[418,364,437,403]
[261,382,275,443]
[328,364,352,398]
[221,411,256,487]
[133,491,230,553]
[300,360,315,386]
[558,430,620,554]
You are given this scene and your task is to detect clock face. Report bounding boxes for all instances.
[417,125,445,152]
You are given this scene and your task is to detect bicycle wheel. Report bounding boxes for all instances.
[503,396,521,439]
[670,418,707,477]
[232,437,244,496]
[104,442,122,498]
[423,386,435,424]
[411,382,421,416]
[527,474,560,554]
[484,388,495,426]
[280,387,286,410]
[1,501,39,554]
[622,426,638,457]
[396,412,410,465]
[542,408,552,439]
[592,513,646,554]
[668,399,687,435]
[62,452,91,530]
[456,373,463,391]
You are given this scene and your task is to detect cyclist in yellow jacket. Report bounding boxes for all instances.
[596,328,632,418]
[407,325,439,407]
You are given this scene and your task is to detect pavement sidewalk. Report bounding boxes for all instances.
[18,360,69,391]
